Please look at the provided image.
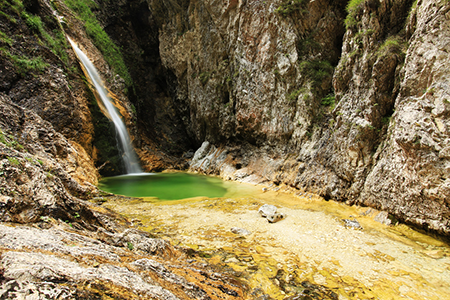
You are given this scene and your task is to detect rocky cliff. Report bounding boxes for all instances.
[120,0,448,236]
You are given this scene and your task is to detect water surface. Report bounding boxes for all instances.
[98,172,257,200]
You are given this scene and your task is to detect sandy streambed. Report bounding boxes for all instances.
[101,186,450,300]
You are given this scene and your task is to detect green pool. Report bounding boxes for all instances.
[98,172,233,200]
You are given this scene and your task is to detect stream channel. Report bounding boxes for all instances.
[98,172,450,299]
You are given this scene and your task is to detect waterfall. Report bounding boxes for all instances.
[68,38,142,174]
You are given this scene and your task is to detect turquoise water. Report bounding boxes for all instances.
[98,172,230,200]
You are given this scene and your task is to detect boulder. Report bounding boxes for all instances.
[258,204,278,218]
[258,205,286,223]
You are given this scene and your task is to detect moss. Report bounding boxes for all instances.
[321,94,336,109]
[7,157,20,166]
[199,72,210,85]
[0,47,48,75]
[63,0,133,88]
[297,36,320,57]
[21,11,70,65]
[1,0,70,67]
[0,29,13,46]
[288,89,302,102]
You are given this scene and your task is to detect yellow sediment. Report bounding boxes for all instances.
[101,182,450,299]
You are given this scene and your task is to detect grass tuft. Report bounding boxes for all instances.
[344,0,365,29]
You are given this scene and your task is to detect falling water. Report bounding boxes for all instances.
[68,38,142,174]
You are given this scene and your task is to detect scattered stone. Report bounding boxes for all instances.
[343,218,363,230]
[231,227,251,236]
[374,211,392,226]
[262,187,268,192]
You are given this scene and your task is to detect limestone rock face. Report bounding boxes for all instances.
[149,0,450,235]
[360,0,450,233]
[155,0,346,146]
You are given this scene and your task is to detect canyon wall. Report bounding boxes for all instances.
[118,0,449,235]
